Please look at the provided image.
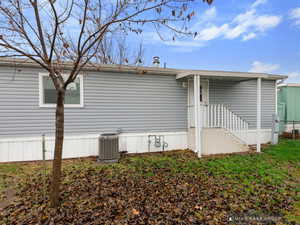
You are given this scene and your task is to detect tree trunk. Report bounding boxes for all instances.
[50,89,65,207]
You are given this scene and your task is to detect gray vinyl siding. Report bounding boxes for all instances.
[209,79,276,129]
[0,67,187,137]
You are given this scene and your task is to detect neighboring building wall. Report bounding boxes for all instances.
[278,86,300,133]
[209,79,276,129]
[0,66,188,138]
[286,87,300,122]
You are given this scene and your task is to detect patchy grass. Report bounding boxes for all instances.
[0,140,299,224]
[0,164,20,189]
[0,164,25,201]
[0,162,50,204]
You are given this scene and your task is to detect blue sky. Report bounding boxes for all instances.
[137,0,300,83]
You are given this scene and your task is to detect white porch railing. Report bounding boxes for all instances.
[200,104,249,144]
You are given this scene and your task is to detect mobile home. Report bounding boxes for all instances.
[0,58,286,162]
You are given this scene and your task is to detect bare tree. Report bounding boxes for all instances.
[0,0,213,207]
[95,33,145,65]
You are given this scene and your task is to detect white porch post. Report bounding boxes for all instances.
[194,75,202,157]
[257,78,262,152]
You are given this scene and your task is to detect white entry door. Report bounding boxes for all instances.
[188,79,209,128]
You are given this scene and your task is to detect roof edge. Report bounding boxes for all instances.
[0,57,288,80]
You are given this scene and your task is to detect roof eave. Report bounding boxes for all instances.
[176,71,287,80]
[0,58,288,80]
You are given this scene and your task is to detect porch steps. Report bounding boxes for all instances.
[202,128,249,155]
[201,104,249,144]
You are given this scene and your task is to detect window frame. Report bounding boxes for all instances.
[39,73,84,108]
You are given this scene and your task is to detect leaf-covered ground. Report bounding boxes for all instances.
[0,140,299,224]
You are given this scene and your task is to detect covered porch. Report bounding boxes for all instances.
[177,70,276,157]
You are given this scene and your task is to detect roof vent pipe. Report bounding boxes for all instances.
[153,56,160,67]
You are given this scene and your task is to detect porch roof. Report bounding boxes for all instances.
[176,70,287,81]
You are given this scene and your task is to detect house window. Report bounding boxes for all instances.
[39,74,84,107]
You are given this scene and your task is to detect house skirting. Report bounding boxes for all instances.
[0,129,272,163]
[247,129,272,145]
[188,128,272,152]
[0,131,188,163]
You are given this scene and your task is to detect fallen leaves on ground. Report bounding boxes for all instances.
[0,149,298,225]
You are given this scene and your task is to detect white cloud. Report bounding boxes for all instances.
[285,71,300,83]
[162,40,206,48]
[193,8,281,42]
[196,24,229,41]
[249,61,280,73]
[141,1,281,50]
[224,25,246,39]
[203,7,217,19]
[191,7,218,30]
[242,33,257,41]
[194,2,281,43]
[255,15,282,31]
[141,6,219,50]
[248,61,300,82]
[289,7,300,26]
[251,0,267,8]
[224,9,281,40]
[142,31,206,51]
[233,9,256,24]
[288,71,300,78]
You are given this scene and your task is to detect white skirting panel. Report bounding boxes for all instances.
[246,129,272,145]
[0,129,272,163]
[188,128,272,149]
[0,135,99,163]
[119,131,188,154]
[0,131,188,163]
